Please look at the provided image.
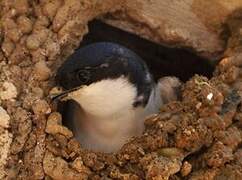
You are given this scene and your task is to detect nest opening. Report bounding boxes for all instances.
[58,19,216,145]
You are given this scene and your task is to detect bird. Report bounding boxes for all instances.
[53,42,181,153]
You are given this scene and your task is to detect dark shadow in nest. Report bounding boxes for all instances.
[59,19,216,132]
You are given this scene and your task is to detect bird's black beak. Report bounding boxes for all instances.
[50,86,83,101]
[51,91,68,101]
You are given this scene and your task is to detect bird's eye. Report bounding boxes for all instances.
[77,70,90,84]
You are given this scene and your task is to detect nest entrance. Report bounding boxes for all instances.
[60,19,216,141]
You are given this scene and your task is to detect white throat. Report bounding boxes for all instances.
[66,77,137,117]
[63,77,164,153]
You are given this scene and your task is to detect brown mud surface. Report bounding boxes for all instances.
[0,0,242,180]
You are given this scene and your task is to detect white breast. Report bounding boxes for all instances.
[64,76,180,153]
[64,77,154,152]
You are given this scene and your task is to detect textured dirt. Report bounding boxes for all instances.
[0,0,242,180]
[101,0,242,60]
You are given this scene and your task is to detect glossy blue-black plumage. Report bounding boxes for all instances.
[56,42,154,107]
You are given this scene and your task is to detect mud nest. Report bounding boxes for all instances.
[0,0,242,180]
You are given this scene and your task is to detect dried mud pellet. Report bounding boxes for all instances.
[6,28,22,43]
[82,152,98,167]
[2,18,16,29]
[144,114,160,126]
[7,8,17,18]
[217,58,232,72]
[46,112,73,138]
[31,49,46,62]
[36,29,49,44]
[17,16,33,34]
[44,39,60,60]
[28,29,49,49]
[24,133,37,151]
[43,151,87,179]
[0,82,17,100]
[3,19,22,43]
[32,99,51,115]
[8,44,30,64]
[48,112,62,124]
[205,142,233,168]
[1,38,15,57]
[162,121,177,133]
[214,126,242,150]
[0,106,10,128]
[180,161,192,177]
[0,128,12,179]
[231,53,242,67]
[14,0,29,14]
[34,60,51,81]
[67,139,81,153]
[10,65,22,79]
[22,94,36,110]
[146,157,181,179]
[32,87,44,98]
[35,16,51,29]
[53,0,82,32]
[57,20,82,39]
[43,0,62,20]
[223,66,240,84]
[26,35,40,50]
[71,157,91,175]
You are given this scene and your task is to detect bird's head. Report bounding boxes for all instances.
[53,42,154,117]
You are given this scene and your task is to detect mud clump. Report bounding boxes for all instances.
[46,112,73,138]
[0,0,242,179]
